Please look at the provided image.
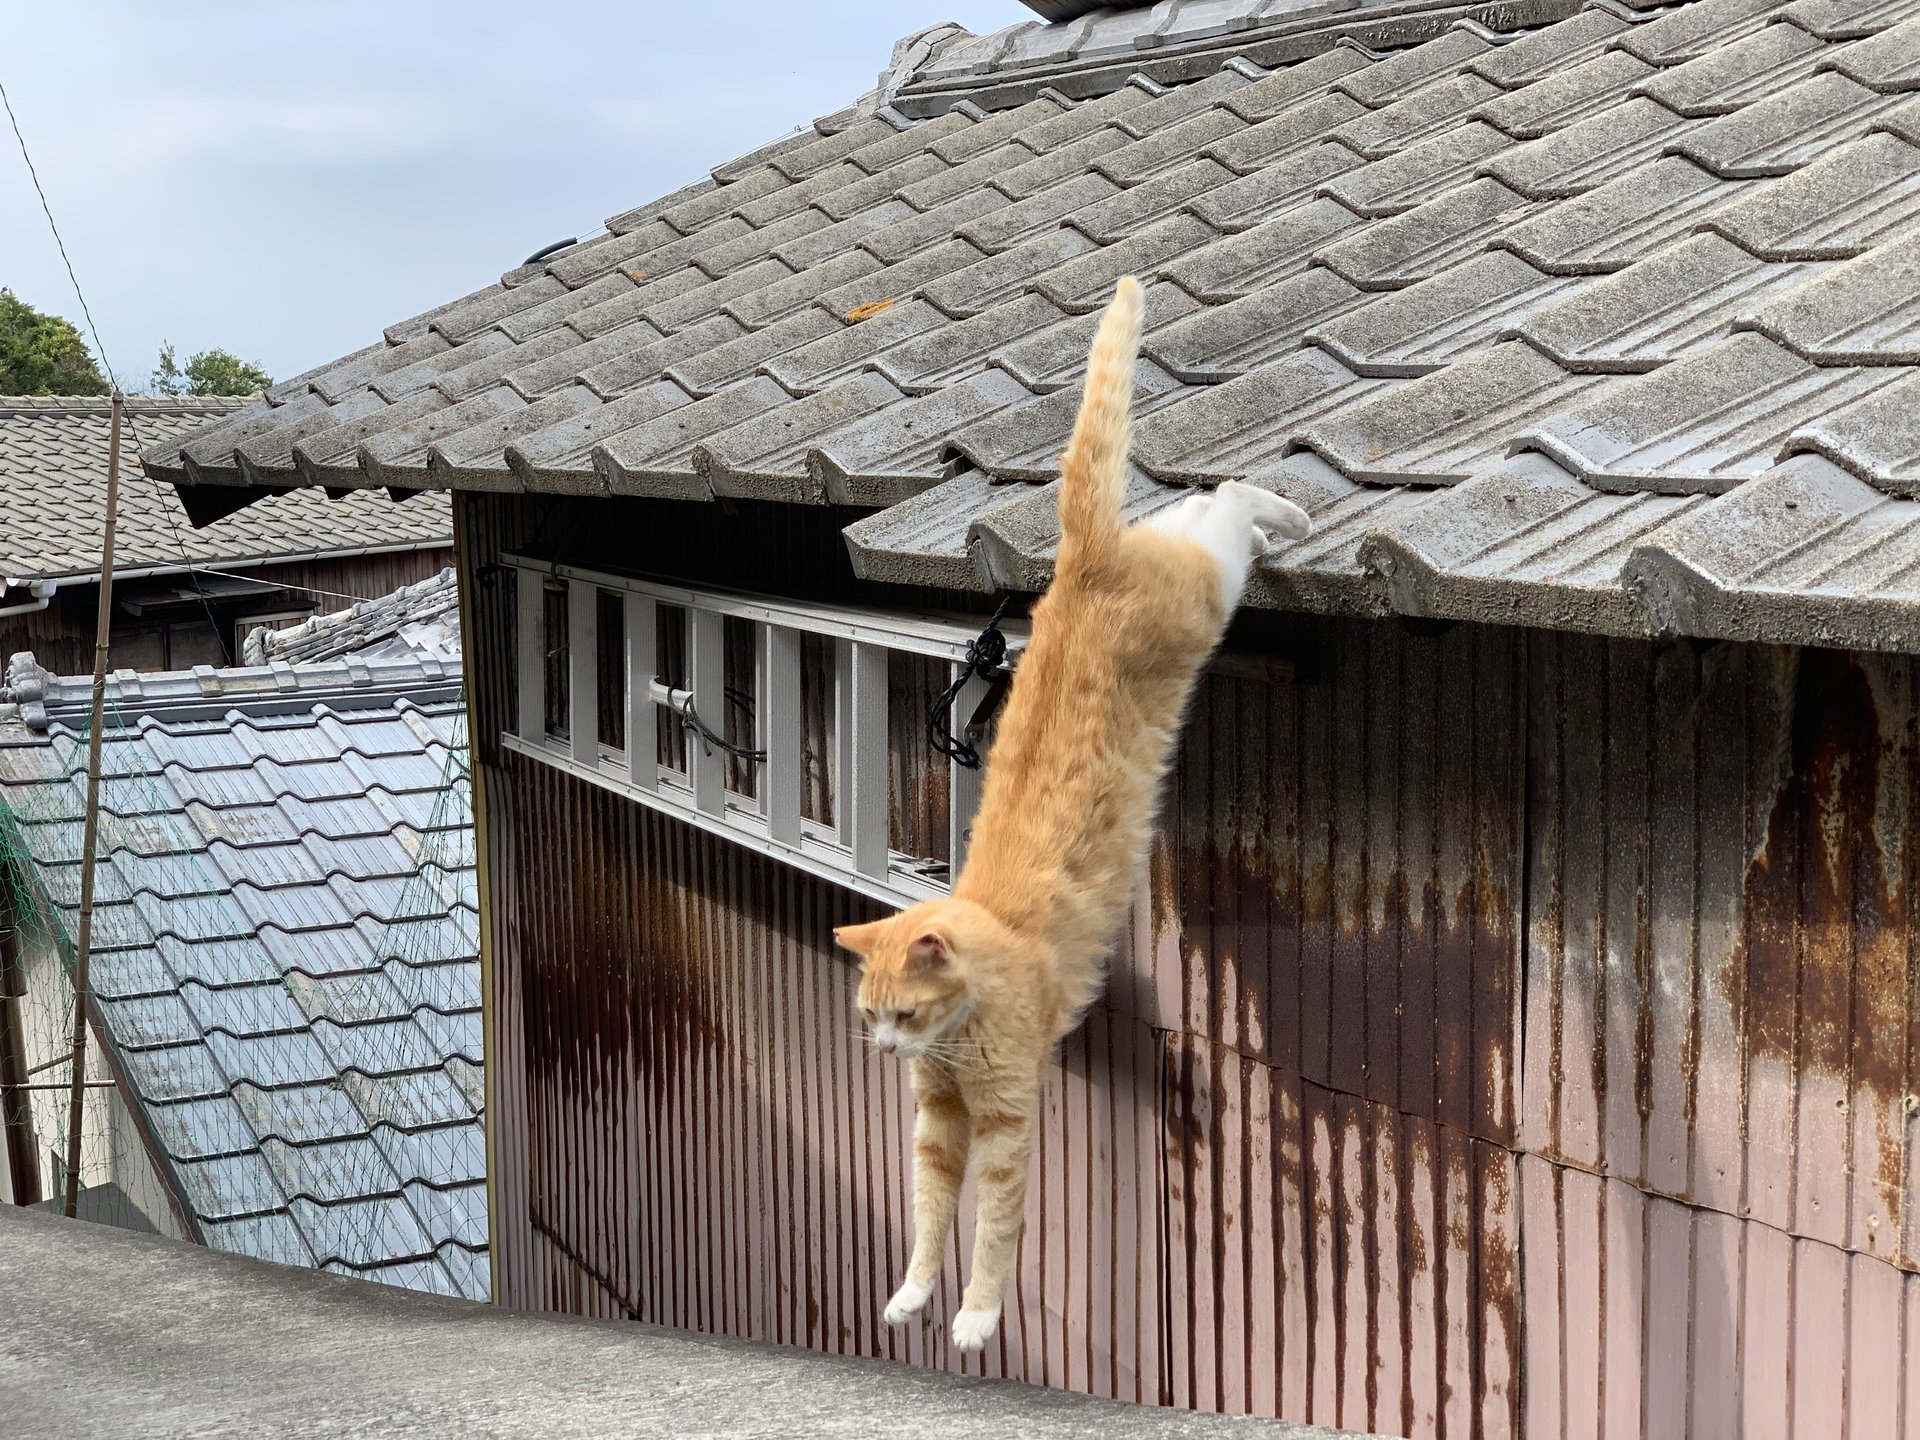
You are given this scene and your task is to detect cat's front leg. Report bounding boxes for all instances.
[1144,481,1310,613]
[951,1092,1039,1351]
[1214,478,1310,546]
[886,1061,970,1327]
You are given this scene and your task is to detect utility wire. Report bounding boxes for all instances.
[0,78,114,389]
[180,567,383,606]
[3,74,240,662]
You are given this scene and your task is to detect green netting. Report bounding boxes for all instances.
[0,684,483,1294]
[0,693,198,1232]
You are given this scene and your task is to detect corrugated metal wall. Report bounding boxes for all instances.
[1519,635,1920,1440]
[465,493,1920,1439]
[1151,624,1523,1437]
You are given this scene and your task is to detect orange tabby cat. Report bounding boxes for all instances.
[833,276,1310,1352]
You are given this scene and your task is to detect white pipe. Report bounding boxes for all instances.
[0,580,58,619]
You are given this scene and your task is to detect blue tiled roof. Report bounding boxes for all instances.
[0,659,484,1298]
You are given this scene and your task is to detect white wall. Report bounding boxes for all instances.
[9,930,184,1238]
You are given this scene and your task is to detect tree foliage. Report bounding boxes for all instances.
[0,290,109,396]
[153,342,272,397]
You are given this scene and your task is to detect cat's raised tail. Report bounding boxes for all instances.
[1054,275,1143,578]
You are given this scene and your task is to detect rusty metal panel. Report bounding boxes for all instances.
[1521,635,1920,1437]
[1523,636,1920,1269]
[1146,615,1525,1438]
[1158,618,1524,1149]
[1161,1032,1519,1437]
[491,750,1170,1386]
[1519,1154,1920,1440]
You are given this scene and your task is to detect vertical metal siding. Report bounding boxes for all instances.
[1150,621,1523,1438]
[493,745,1172,1386]
[1519,1157,1920,1440]
[467,493,1920,1439]
[1521,633,1920,1439]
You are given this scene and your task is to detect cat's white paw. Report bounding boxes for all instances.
[950,1306,1002,1351]
[884,1277,934,1326]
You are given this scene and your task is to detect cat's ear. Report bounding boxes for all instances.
[833,921,884,960]
[904,932,950,974]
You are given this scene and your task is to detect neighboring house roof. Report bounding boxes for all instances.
[144,0,1920,652]
[243,568,461,667]
[0,396,451,585]
[0,647,484,1298]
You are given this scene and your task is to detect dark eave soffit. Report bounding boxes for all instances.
[1019,0,1156,19]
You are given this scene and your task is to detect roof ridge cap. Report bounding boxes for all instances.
[891,0,1587,115]
[15,651,464,730]
[861,21,977,117]
[0,393,253,420]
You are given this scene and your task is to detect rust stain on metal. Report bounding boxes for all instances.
[1738,648,1911,1237]
[1165,638,1522,1151]
[1742,650,1893,1072]
[467,493,1920,1436]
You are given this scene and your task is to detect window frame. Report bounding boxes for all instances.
[499,554,1023,907]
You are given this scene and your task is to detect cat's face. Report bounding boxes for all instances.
[836,900,981,1059]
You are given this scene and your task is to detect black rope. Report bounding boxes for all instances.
[521,236,579,266]
[929,597,1013,770]
[680,697,767,764]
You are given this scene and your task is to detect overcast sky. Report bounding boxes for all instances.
[1,1,1029,392]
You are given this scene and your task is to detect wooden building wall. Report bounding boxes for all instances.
[464,492,1920,1440]
[0,546,454,676]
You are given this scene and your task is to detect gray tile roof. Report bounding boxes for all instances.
[0,650,483,1297]
[148,0,1920,652]
[242,568,460,667]
[0,396,451,584]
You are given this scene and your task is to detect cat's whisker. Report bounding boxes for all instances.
[914,1042,985,1071]
[919,1037,981,1055]
[929,1036,990,1059]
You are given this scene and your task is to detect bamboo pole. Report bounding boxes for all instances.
[62,391,122,1219]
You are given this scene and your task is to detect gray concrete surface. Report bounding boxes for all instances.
[0,1205,1376,1439]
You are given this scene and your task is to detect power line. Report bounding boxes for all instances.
[0,78,121,392]
[2,73,239,661]
[182,566,374,606]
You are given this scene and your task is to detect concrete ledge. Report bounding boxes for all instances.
[0,1206,1374,1439]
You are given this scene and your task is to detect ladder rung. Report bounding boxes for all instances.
[625,593,657,791]
[515,569,544,741]
[688,608,726,817]
[567,580,598,767]
[764,624,803,846]
[947,666,992,878]
[846,641,888,880]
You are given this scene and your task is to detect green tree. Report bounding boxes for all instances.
[0,290,109,396]
[153,342,272,397]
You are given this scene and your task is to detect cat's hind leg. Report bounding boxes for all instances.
[952,1088,1041,1351]
[886,1061,971,1326]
